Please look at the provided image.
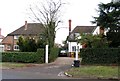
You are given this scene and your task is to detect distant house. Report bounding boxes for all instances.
[0,28,4,44]
[0,28,5,52]
[68,26,98,55]
[2,21,44,51]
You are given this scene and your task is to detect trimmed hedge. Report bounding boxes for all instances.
[2,48,45,63]
[2,47,59,63]
[49,47,59,62]
[36,49,45,63]
[80,48,120,65]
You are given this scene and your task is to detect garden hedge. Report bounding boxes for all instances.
[49,47,59,62]
[2,48,45,63]
[80,48,120,65]
[2,47,59,63]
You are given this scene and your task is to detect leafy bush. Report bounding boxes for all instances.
[80,48,119,65]
[107,32,120,47]
[2,48,45,63]
[17,36,37,52]
[36,48,45,63]
[49,47,59,62]
[79,34,108,48]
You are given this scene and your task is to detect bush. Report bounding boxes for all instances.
[49,47,59,62]
[36,48,45,63]
[2,48,45,63]
[80,48,119,65]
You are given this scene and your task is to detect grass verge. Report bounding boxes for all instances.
[66,65,118,79]
[0,62,35,69]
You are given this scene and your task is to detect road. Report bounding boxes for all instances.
[2,57,74,79]
[1,57,118,81]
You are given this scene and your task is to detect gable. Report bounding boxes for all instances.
[2,36,13,44]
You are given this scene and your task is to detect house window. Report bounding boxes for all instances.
[14,36,19,39]
[72,46,76,52]
[75,33,80,37]
[7,45,11,50]
[14,45,19,51]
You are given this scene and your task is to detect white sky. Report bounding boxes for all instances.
[0,0,111,45]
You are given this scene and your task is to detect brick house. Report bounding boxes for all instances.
[2,21,44,51]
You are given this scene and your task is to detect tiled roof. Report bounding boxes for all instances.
[72,26,97,34]
[8,23,45,36]
[68,26,97,42]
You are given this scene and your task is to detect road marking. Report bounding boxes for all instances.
[45,66,59,69]
[58,71,66,76]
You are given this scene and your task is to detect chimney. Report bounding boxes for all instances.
[69,19,71,32]
[24,21,27,30]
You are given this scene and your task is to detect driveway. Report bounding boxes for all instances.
[2,57,75,79]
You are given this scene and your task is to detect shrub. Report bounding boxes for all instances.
[36,48,45,63]
[2,52,37,63]
[80,48,119,65]
[2,48,45,63]
[49,47,59,62]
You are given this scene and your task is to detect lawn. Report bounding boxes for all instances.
[66,65,119,79]
[0,62,35,69]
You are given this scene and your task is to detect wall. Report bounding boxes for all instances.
[68,42,82,53]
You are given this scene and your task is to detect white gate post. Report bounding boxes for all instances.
[45,45,48,63]
[75,45,78,60]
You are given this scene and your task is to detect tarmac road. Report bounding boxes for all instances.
[2,57,74,79]
[1,57,118,81]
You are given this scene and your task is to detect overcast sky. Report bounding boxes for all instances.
[0,0,111,45]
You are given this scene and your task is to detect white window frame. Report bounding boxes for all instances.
[7,45,11,50]
[14,36,19,39]
[14,45,19,51]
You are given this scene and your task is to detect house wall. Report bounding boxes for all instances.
[93,26,100,35]
[0,45,4,52]
[2,36,14,51]
[68,42,82,53]
[92,26,108,35]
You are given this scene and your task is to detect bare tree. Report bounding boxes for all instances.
[29,0,65,48]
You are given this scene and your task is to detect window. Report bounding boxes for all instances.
[72,46,76,52]
[14,36,19,39]
[7,45,11,50]
[14,45,19,51]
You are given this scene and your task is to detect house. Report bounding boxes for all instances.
[67,19,107,56]
[0,28,4,43]
[68,26,98,56]
[2,21,44,51]
[0,28,5,52]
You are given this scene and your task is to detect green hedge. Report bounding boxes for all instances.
[80,48,120,65]
[49,47,59,62]
[2,47,59,63]
[36,49,45,63]
[2,48,45,63]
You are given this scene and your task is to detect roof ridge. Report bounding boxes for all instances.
[76,25,97,27]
